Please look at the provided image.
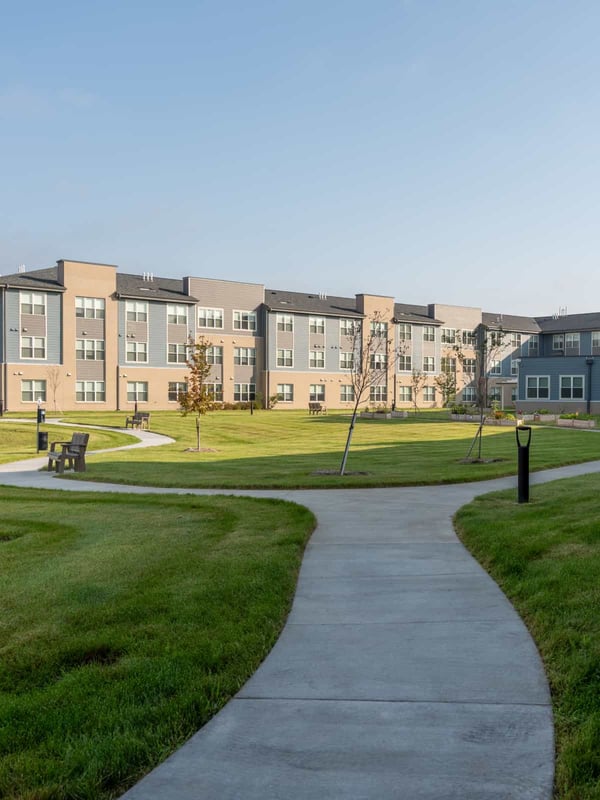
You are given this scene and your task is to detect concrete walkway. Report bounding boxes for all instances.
[3,435,600,798]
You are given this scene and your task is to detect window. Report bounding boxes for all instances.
[462,358,476,374]
[462,330,476,346]
[565,333,580,352]
[167,304,187,324]
[21,336,46,359]
[127,381,148,402]
[277,383,294,402]
[76,296,105,319]
[21,379,46,402]
[397,354,411,371]
[527,376,550,399]
[441,328,456,344]
[423,326,435,342]
[489,359,502,375]
[277,314,293,331]
[370,320,388,336]
[20,292,46,315]
[126,301,148,322]
[340,385,355,402]
[488,331,503,347]
[511,332,522,348]
[309,350,325,369]
[552,334,564,351]
[206,346,223,365]
[234,383,255,402]
[397,323,412,341]
[423,386,435,402]
[168,382,187,402]
[340,318,357,336]
[528,335,539,355]
[592,332,600,349]
[206,383,223,402]
[309,317,325,334]
[339,351,354,370]
[76,339,105,360]
[441,357,456,373]
[198,308,223,328]
[489,387,502,402]
[309,384,325,402]
[276,349,293,367]
[76,381,105,402]
[511,360,519,375]
[235,347,256,366]
[398,386,412,402]
[560,375,584,399]
[370,385,387,402]
[168,343,187,363]
[233,310,257,331]
[126,341,148,362]
[463,386,476,402]
[370,353,388,370]
[423,356,435,372]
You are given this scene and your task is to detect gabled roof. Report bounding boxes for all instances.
[115,273,197,303]
[535,312,600,333]
[0,266,65,291]
[394,302,442,325]
[264,289,363,318]
[482,311,541,333]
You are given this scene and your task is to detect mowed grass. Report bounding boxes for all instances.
[0,421,134,465]
[0,488,315,799]
[55,410,600,489]
[455,475,600,799]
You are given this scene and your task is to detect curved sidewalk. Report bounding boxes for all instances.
[3,445,600,798]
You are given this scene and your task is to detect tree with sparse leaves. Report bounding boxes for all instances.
[179,336,216,451]
[46,366,62,413]
[340,312,392,475]
[410,369,427,415]
[434,368,457,407]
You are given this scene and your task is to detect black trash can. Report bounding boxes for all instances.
[37,431,49,452]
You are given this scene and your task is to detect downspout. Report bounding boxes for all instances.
[586,357,594,414]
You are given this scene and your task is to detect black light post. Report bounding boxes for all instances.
[516,425,532,503]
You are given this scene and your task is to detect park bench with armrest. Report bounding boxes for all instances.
[47,432,90,474]
[125,412,151,429]
[308,402,327,415]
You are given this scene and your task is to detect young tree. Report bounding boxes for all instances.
[434,367,457,407]
[179,336,216,451]
[46,366,62,413]
[409,369,427,415]
[340,313,392,475]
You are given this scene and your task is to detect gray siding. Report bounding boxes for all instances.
[518,356,596,402]
[148,304,167,367]
[188,277,265,336]
[6,290,21,362]
[46,293,62,363]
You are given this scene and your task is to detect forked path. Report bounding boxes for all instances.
[3,434,600,799]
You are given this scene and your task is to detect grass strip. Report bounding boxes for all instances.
[455,475,600,799]
[0,488,315,799]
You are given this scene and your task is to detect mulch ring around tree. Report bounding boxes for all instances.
[312,470,370,475]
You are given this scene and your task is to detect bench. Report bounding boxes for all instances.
[308,402,327,415]
[47,433,90,474]
[125,412,150,430]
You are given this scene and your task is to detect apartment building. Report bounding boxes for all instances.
[1,258,597,413]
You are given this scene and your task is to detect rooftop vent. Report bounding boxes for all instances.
[318,291,327,300]
[17,264,26,273]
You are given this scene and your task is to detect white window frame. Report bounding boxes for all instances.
[463,386,476,402]
[168,381,188,402]
[206,346,223,365]
[441,357,456,373]
[309,350,325,369]
[398,386,412,402]
[340,384,355,402]
[528,335,539,354]
[198,307,224,329]
[126,341,148,363]
[75,380,106,402]
[370,320,388,337]
[370,353,388,370]
[511,332,522,349]
[397,354,411,372]
[340,318,357,336]
[309,384,325,402]
[552,334,564,351]
[423,356,435,372]
[168,343,188,363]
[276,349,293,367]
[397,323,412,341]
[76,339,105,360]
[206,382,223,402]
[565,332,580,352]
[489,359,502,376]
[511,360,519,376]
[370,385,388,402]
[276,314,293,331]
[20,336,46,359]
[560,375,584,400]
[423,326,435,342]
[234,347,257,366]
[462,358,476,374]
[233,310,257,331]
[526,375,550,400]
[592,331,600,349]
[441,328,456,344]
[423,386,435,402]
[167,304,187,325]
[20,291,46,316]
[76,296,105,319]
[127,381,148,402]
[234,383,256,402]
[309,317,325,335]
[276,383,294,402]
[21,379,46,402]
[339,351,354,370]
[462,330,476,346]
[126,300,148,322]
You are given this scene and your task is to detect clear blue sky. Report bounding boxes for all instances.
[2,1,600,315]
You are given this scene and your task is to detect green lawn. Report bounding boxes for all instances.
[52,409,600,489]
[455,475,600,799]
[0,487,314,799]
[0,421,134,465]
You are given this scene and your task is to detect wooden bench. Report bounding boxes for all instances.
[47,433,90,474]
[125,411,150,430]
[308,402,327,415]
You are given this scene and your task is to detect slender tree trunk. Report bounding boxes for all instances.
[196,416,201,451]
[340,402,360,475]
